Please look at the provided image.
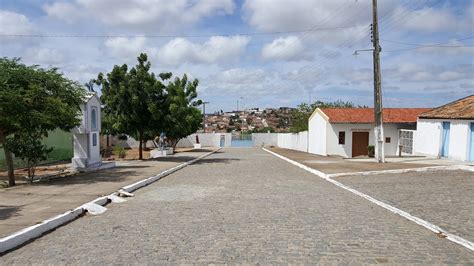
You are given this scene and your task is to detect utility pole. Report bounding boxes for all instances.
[202,101,209,133]
[371,0,385,163]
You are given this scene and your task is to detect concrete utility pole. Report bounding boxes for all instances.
[202,101,209,133]
[371,0,385,163]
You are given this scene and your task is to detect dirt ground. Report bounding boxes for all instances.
[0,163,70,182]
[0,147,200,184]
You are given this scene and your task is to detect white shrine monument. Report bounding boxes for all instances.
[71,92,103,169]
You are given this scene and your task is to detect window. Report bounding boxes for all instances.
[91,107,98,131]
[92,133,97,147]
[385,137,391,143]
[338,131,345,145]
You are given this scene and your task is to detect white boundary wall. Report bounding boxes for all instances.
[252,133,278,147]
[277,132,308,152]
[110,133,231,148]
[252,131,308,152]
[176,133,231,148]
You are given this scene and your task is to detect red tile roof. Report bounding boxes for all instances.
[319,108,432,124]
[419,95,474,120]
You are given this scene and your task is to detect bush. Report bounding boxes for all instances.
[367,145,375,157]
[113,145,127,158]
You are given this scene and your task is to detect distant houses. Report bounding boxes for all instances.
[415,95,474,161]
[308,108,430,158]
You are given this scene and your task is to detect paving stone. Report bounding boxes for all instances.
[334,169,474,242]
[2,148,473,263]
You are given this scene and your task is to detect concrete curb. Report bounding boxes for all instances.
[262,147,474,252]
[327,164,474,178]
[0,148,220,254]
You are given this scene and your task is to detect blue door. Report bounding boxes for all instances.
[470,123,474,161]
[441,122,450,157]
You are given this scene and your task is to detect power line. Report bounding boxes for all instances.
[382,36,474,47]
[0,25,365,38]
[383,37,474,52]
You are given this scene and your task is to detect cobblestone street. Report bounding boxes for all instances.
[2,148,473,263]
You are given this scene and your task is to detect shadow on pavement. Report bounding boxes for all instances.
[29,169,137,187]
[192,158,240,165]
[0,205,22,220]
[149,156,197,163]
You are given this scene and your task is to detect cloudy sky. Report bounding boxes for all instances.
[1,0,473,112]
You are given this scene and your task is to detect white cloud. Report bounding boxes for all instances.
[43,2,83,23]
[158,36,250,66]
[243,0,372,32]
[104,37,152,60]
[285,68,321,82]
[25,48,65,65]
[394,5,473,33]
[44,0,235,30]
[418,39,474,56]
[217,68,267,84]
[383,63,473,83]
[0,10,33,35]
[262,36,311,61]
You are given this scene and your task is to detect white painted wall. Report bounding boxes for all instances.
[323,123,401,158]
[176,133,231,148]
[72,94,102,168]
[252,133,278,147]
[415,118,473,161]
[308,112,327,155]
[414,119,442,157]
[277,131,308,152]
[449,120,471,161]
[88,96,101,165]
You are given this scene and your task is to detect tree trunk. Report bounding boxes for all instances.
[138,132,143,160]
[172,139,179,152]
[0,131,15,187]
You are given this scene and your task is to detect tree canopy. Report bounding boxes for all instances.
[290,100,359,132]
[0,57,85,185]
[96,53,170,159]
[97,53,202,158]
[164,74,202,149]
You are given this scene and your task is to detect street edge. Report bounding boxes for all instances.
[262,147,474,252]
[0,148,221,254]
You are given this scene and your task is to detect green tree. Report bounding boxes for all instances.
[290,100,357,133]
[97,53,168,159]
[163,74,202,149]
[0,58,85,185]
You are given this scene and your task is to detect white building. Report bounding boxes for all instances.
[71,92,102,169]
[308,108,430,158]
[414,95,474,162]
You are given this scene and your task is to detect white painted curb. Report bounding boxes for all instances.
[0,148,220,254]
[328,164,474,178]
[262,147,474,252]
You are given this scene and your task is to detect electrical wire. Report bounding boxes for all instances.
[0,25,365,38]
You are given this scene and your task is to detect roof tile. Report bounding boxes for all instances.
[319,108,432,124]
[419,95,474,120]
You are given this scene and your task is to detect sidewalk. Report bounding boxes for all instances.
[267,147,442,175]
[0,148,216,238]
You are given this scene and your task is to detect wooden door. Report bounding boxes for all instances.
[352,132,369,157]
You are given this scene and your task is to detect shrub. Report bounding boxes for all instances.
[114,145,127,158]
[367,145,375,157]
